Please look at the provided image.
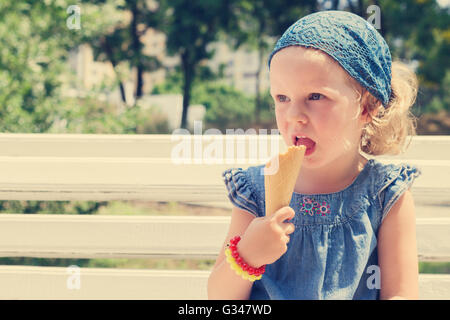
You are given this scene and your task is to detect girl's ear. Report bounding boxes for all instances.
[359,104,371,124]
[361,106,369,116]
[359,92,382,125]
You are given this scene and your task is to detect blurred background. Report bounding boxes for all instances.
[0,0,448,273]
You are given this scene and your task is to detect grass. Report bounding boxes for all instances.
[0,257,449,274]
[0,257,215,271]
[96,200,171,215]
[419,262,450,274]
[94,200,230,216]
[0,200,231,216]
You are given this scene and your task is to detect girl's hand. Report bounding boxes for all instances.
[237,206,296,268]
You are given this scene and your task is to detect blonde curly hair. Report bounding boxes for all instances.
[349,61,419,156]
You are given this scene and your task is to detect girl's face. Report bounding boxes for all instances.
[270,46,367,170]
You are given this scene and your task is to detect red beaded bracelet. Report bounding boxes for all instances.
[227,235,266,276]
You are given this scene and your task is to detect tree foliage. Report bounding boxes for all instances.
[79,0,166,103]
[0,1,76,132]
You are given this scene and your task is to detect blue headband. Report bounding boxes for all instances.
[268,10,392,107]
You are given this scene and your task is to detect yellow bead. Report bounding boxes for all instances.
[224,246,263,282]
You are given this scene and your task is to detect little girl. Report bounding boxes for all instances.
[208,10,421,300]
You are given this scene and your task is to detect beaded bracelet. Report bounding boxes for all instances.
[225,235,265,282]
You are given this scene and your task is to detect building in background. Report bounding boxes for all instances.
[67,27,270,97]
[207,41,271,96]
[66,27,271,130]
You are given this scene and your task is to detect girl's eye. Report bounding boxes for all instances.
[309,93,324,100]
[276,95,290,102]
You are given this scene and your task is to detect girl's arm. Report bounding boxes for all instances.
[377,189,419,300]
[207,206,256,300]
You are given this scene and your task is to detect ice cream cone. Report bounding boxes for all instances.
[264,145,306,217]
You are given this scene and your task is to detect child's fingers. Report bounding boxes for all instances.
[274,206,295,224]
[283,222,295,235]
[282,234,290,244]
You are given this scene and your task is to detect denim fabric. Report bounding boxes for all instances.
[222,158,421,300]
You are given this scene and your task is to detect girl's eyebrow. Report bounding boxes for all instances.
[270,86,339,97]
[316,87,339,96]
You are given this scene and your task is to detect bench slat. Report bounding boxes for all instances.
[0,215,448,261]
[1,134,448,160]
[0,157,448,205]
[1,135,448,205]
[0,266,447,299]
[0,215,229,259]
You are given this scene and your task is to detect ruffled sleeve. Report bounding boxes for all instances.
[222,167,261,217]
[377,163,422,225]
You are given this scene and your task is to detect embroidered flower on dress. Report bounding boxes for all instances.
[300,197,315,216]
[300,197,331,216]
[317,201,331,216]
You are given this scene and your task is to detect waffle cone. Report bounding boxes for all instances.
[264,145,306,217]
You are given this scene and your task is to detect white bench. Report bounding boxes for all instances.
[0,133,449,299]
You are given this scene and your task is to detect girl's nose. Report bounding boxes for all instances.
[287,102,308,124]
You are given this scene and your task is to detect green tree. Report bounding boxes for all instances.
[161,0,239,129]
[0,1,78,132]
[227,0,317,124]
[80,0,166,104]
[152,68,276,131]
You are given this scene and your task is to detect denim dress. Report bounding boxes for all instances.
[222,158,421,300]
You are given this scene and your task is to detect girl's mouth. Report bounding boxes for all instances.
[293,135,316,156]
